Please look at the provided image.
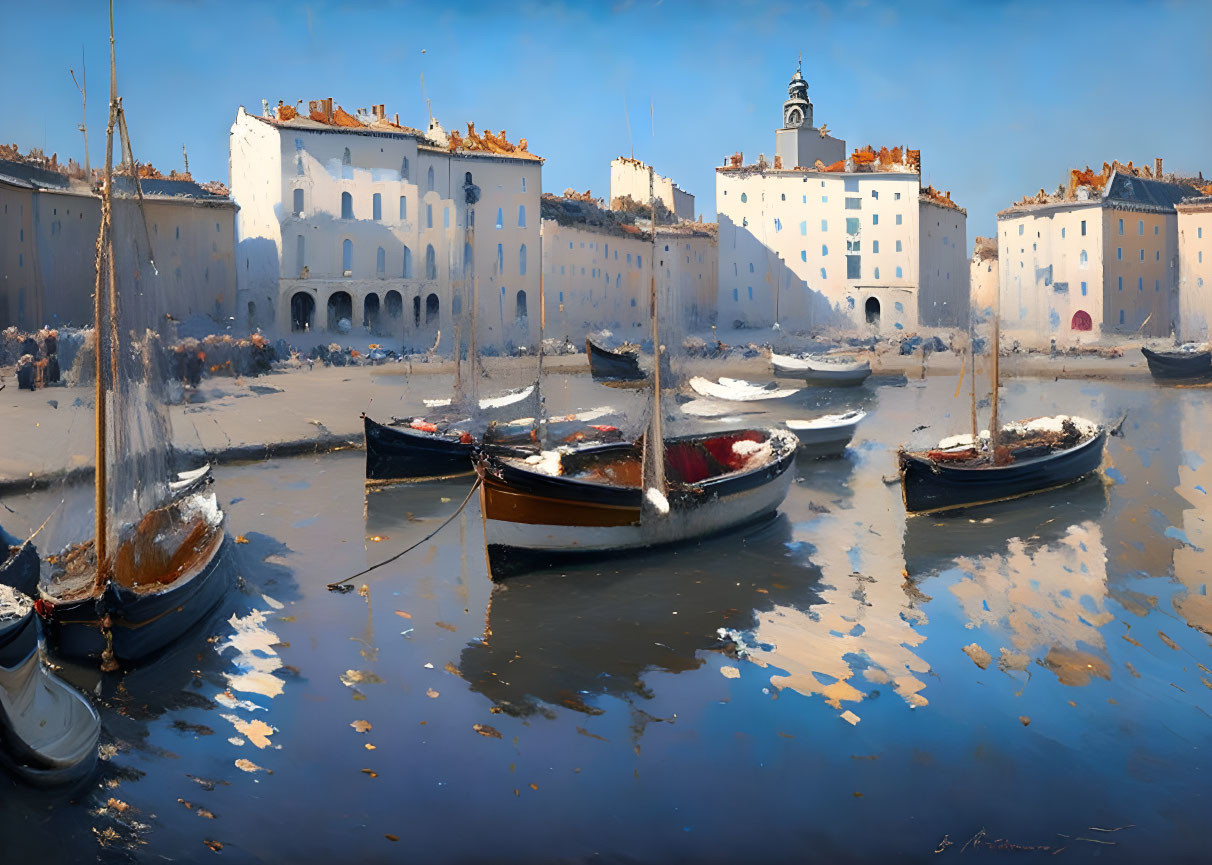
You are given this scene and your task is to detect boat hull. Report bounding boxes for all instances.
[771,355,872,386]
[586,339,644,381]
[364,415,476,483]
[0,543,40,597]
[481,431,798,577]
[38,533,233,665]
[1141,347,1212,381]
[898,430,1107,515]
[786,412,864,458]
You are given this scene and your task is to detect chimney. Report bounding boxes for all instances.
[323,97,333,121]
[1155,157,1163,179]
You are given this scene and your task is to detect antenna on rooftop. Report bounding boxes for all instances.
[70,47,89,176]
[182,143,189,176]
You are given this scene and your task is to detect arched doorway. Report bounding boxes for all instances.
[425,293,440,326]
[290,292,315,332]
[515,289,528,321]
[327,291,353,332]
[412,296,421,328]
[865,296,881,326]
[363,293,381,331]
[1071,309,1092,331]
[385,290,403,323]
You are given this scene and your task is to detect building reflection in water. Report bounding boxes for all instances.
[1172,394,1212,638]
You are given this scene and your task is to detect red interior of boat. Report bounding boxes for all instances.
[667,432,765,483]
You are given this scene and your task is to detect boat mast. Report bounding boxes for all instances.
[643,165,666,495]
[93,0,119,586]
[969,327,977,447]
[990,257,1001,454]
[537,230,546,444]
[467,186,479,412]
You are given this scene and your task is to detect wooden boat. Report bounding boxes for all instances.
[899,416,1108,515]
[0,585,100,786]
[34,20,232,670]
[586,338,644,382]
[1141,346,1212,381]
[784,410,866,457]
[771,352,872,386]
[688,376,800,403]
[478,428,799,577]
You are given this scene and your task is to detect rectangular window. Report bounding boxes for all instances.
[1081,281,1087,296]
[895,214,902,225]
[1138,276,1143,291]
[1061,228,1066,238]
[873,240,879,253]
[872,214,879,226]
[800,221,807,235]
[894,192,901,200]
[845,217,859,234]
[774,218,782,231]
[820,219,828,232]
[427,204,433,228]
[844,178,858,192]
[845,197,862,210]
[1118,276,1123,291]
[1081,220,1086,236]
[372,193,382,220]
[1118,218,1124,235]
[399,196,407,220]
[821,195,828,203]
[496,243,503,272]
[821,244,828,256]
[1155,279,1160,291]
[1138,220,1144,235]
[871,190,879,200]
[1120,309,1125,324]
[846,255,860,279]
[1139,249,1144,262]
[1117,247,1122,260]
[846,239,860,253]
[1018,225,1024,236]
[801,250,806,262]
[895,240,902,252]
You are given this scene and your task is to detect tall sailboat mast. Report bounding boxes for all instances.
[93,0,119,584]
[990,264,1001,454]
[536,231,546,444]
[643,165,666,497]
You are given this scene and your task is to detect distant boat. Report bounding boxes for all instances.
[0,585,100,786]
[1141,346,1212,381]
[478,429,799,577]
[898,416,1108,514]
[771,352,872,386]
[784,410,866,458]
[688,376,801,403]
[586,338,645,382]
[364,384,541,484]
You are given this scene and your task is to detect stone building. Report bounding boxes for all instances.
[610,157,695,222]
[229,101,542,351]
[996,161,1202,346]
[0,151,236,332]
[1176,195,1212,341]
[970,236,999,317]
[540,193,716,344]
[715,65,968,334]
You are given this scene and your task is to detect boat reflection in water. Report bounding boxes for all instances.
[457,515,821,719]
[910,477,1116,685]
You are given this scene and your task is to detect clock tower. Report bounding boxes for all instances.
[782,60,813,130]
[774,58,845,170]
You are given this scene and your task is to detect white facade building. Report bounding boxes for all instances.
[996,163,1200,346]
[1176,196,1212,341]
[229,101,542,352]
[540,193,717,344]
[716,67,968,334]
[610,157,695,222]
[0,154,236,332]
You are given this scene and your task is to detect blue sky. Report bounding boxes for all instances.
[2,0,1209,238]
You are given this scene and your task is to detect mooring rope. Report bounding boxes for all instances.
[326,477,482,590]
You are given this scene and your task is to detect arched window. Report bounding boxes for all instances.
[425,244,436,280]
[426,166,435,191]
[376,246,386,276]
[290,292,315,332]
[372,193,382,220]
[364,293,380,330]
[496,208,503,229]
[327,291,352,331]
[895,266,903,278]
[518,205,526,228]
[1071,310,1092,331]
[515,290,527,320]
[341,192,353,219]
[342,239,353,275]
[1079,249,1088,266]
[385,290,403,320]
[341,148,352,180]
[519,243,527,276]
[425,293,439,325]
[401,156,410,180]
[293,188,304,215]
[403,246,413,278]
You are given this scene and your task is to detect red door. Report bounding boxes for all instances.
[1071,310,1092,331]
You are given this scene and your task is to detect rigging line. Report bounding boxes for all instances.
[117,107,157,272]
[326,477,482,589]
[19,497,66,547]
